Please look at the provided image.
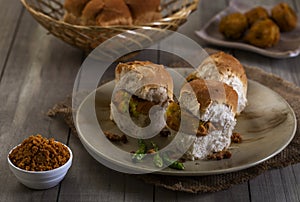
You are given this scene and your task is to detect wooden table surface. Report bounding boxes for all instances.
[1,0,300,201]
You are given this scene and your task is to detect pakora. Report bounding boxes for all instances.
[245,6,269,25]
[219,12,248,39]
[243,19,280,48]
[271,2,297,32]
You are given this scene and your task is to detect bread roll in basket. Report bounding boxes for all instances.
[20,0,200,52]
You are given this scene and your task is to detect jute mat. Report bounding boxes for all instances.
[48,65,300,194]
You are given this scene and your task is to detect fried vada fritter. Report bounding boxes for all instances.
[243,19,280,48]
[219,12,248,39]
[271,2,297,32]
[245,6,269,25]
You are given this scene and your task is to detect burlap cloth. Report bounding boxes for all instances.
[48,65,300,194]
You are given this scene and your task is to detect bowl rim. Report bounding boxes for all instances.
[7,141,73,174]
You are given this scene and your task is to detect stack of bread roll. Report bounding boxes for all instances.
[63,0,161,26]
[178,52,247,160]
[110,52,248,161]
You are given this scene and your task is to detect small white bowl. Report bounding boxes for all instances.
[7,143,73,190]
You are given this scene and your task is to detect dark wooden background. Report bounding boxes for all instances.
[1,0,300,201]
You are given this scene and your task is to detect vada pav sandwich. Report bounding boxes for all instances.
[110,61,173,137]
[166,79,238,160]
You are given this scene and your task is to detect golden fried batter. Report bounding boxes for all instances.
[219,12,248,39]
[165,101,181,131]
[243,19,280,48]
[245,6,269,25]
[271,2,297,32]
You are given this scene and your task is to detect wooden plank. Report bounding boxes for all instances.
[58,49,159,201]
[292,0,299,12]
[268,57,300,85]
[155,184,250,202]
[58,136,125,202]
[279,166,300,202]
[291,163,300,200]
[124,176,154,202]
[176,183,250,202]
[249,170,287,202]
[0,10,82,201]
[178,0,229,46]
[0,0,23,76]
[155,186,177,201]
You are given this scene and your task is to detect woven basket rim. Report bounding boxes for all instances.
[20,0,200,30]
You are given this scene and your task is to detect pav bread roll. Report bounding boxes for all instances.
[64,0,90,17]
[186,52,247,114]
[82,0,132,26]
[63,0,90,24]
[125,0,161,24]
[111,61,173,131]
[166,79,238,160]
[64,0,132,26]
[63,0,162,26]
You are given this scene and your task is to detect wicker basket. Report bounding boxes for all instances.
[21,0,200,52]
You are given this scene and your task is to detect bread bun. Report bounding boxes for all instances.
[115,61,173,102]
[178,79,238,160]
[63,0,161,26]
[64,0,132,26]
[180,79,238,116]
[110,61,173,136]
[125,0,161,24]
[81,0,105,25]
[64,0,90,17]
[82,0,132,26]
[187,52,247,114]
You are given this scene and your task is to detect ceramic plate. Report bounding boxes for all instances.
[195,1,300,58]
[76,68,296,176]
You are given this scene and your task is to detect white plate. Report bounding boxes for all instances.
[195,1,300,58]
[76,68,297,176]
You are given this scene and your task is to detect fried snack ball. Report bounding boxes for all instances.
[243,19,280,48]
[219,12,248,39]
[271,2,297,32]
[245,6,269,25]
